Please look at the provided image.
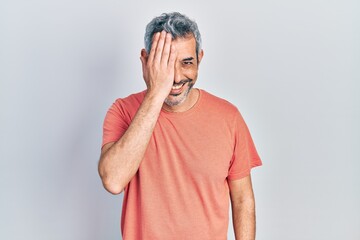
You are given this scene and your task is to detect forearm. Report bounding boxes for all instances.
[98,92,163,194]
[231,198,256,240]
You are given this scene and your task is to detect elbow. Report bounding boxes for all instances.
[98,167,124,195]
[103,182,124,195]
[100,173,124,195]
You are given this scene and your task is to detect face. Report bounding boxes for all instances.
[164,36,203,108]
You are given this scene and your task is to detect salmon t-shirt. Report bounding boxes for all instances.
[101,89,262,240]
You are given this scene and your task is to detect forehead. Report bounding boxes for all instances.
[172,36,196,57]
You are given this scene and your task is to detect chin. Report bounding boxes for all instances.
[164,93,187,107]
[165,83,194,107]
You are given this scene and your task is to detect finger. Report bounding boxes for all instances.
[168,45,177,69]
[148,32,160,64]
[154,30,167,64]
[161,33,172,66]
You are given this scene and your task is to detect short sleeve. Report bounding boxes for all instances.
[101,100,129,149]
[227,110,262,181]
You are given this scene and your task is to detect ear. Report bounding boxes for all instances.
[140,48,148,67]
[140,48,148,60]
[197,49,204,65]
[141,48,148,58]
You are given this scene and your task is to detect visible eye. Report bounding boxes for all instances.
[183,61,193,65]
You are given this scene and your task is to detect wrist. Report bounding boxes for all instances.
[144,90,167,106]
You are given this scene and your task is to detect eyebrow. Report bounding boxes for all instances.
[182,57,194,61]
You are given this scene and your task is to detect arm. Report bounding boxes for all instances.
[98,31,177,195]
[98,93,164,194]
[228,174,257,240]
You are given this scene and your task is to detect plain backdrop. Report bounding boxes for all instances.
[0,0,359,239]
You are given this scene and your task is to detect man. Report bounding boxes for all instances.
[98,12,262,240]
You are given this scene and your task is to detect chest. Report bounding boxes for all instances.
[140,115,234,182]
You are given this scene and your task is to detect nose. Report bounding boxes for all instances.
[174,64,182,84]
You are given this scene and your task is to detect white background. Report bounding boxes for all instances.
[0,0,359,239]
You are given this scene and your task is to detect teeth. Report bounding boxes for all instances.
[172,83,184,90]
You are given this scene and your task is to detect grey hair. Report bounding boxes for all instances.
[144,12,202,59]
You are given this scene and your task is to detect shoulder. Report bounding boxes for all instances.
[114,90,146,106]
[200,89,240,117]
[198,89,244,135]
[108,90,146,118]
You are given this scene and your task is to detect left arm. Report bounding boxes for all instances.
[228,174,256,240]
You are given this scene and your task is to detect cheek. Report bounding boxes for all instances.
[182,66,198,79]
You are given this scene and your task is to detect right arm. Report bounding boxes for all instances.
[98,31,176,194]
[99,93,163,194]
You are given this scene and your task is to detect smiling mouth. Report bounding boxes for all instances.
[172,82,186,90]
[169,79,193,96]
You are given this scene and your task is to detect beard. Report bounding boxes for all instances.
[164,79,194,107]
